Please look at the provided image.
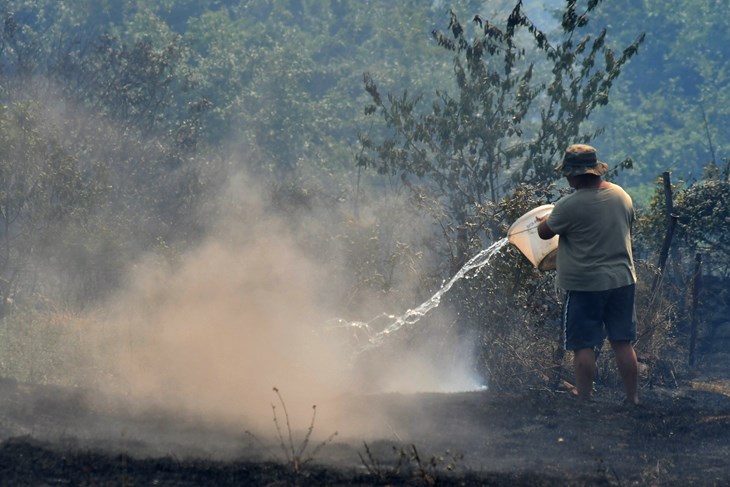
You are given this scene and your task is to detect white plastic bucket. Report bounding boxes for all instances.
[507,204,559,271]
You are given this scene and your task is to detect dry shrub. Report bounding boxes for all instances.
[449,241,566,391]
[632,260,684,385]
[592,259,684,388]
[468,250,684,391]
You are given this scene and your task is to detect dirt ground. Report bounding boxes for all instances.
[1,355,730,486]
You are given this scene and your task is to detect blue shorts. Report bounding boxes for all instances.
[562,284,636,351]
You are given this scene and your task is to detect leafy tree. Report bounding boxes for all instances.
[0,4,213,306]
[358,1,644,237]
[675,162,730,263]
[588,0,730,198]
[639,161,730,276]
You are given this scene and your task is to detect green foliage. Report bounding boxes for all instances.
[359,1,644,232]
[674,161,730,262]
[589,0,730,191]
[0,7,212,305]
[638,161,730,278]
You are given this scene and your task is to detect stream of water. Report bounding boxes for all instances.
[330,237,509,353]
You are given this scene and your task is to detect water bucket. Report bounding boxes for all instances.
[507,204,559,271]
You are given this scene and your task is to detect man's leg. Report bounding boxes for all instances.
[610,340,639,404]
[573,348,596,400]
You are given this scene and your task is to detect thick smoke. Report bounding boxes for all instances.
[2,88,483,448]
[84,171,344,427]
[76,168,482,442]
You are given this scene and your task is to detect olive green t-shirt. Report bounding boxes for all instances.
[546,182,636,291]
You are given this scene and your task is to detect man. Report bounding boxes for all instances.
[537,144,639,405]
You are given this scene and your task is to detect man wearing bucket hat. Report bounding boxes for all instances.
[537,144,639,405]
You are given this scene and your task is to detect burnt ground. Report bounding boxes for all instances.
[1,355,730,486]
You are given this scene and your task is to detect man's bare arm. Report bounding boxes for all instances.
[537,218,556,240]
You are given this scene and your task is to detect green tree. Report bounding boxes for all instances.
[0,4,213,306]
[639,161,730,275]
[358,1,643,236]
[588,0,730,199]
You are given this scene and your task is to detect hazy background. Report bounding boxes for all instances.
[0,0,727,453]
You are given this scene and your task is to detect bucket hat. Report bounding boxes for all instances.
[554,144,608,177]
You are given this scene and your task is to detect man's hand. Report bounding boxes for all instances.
[537,217,556,240]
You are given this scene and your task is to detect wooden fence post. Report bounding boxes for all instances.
[651,171,678,294]
[688,252,702,366]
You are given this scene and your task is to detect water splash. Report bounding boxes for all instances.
[329,237,509,353]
